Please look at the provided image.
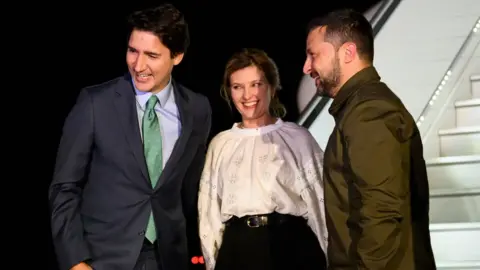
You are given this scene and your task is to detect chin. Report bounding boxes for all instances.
[133,82,154,92]
[239,110,267,122]
[239,113,255,120]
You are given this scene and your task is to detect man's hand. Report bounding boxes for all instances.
[70,262,92,270]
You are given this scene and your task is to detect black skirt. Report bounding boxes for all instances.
[214,213,327,270]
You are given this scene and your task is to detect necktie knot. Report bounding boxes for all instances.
[146,95,159,111]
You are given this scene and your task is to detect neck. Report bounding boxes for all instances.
[331,62,371,98]
[241,113,276,129]
[150,76,171,94]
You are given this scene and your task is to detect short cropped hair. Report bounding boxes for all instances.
[307,9,374,62]
[127,3,190,58]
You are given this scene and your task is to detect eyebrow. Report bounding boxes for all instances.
[128,46,161,57]
[232,79,263,85]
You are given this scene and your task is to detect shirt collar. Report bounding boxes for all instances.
[133,77,173,109]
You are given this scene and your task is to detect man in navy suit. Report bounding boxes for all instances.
[49,4,211,270]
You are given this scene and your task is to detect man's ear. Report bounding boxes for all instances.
[173,53,185,66]
[343,42,357,63]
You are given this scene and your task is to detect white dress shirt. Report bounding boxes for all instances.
[133,79,181,168]
[198,119,328,270]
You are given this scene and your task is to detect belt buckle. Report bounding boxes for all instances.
[246,216,267,228]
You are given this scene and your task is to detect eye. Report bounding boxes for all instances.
[309,51,319,60]
[147,53,159,59]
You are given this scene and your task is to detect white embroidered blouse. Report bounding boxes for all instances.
[198,119,328,269]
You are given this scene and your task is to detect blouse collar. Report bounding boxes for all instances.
[231,118,284,136]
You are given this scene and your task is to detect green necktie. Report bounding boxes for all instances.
[143,95,163,243]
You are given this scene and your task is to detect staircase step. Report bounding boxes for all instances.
[430,222,480,264]
[455,99,480,127]
[437,261,480,270]
[438,126,480,156]
[472,74,480,98]
[426,155,480,190]
[430,188,480,223]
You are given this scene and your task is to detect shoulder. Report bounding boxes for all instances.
[344,77,415,124]
[279,121,324,153]
[204,129,235,159]
[275,121,324,171]
[208,129,232,148]
[175,82,211,123]
[351,81,407,115]
[281,121,318,143]
[175,82,210,107]
[69,76,127,108]
[344,87,416,141]
[81,75,128,97]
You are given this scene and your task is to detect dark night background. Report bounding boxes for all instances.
[45,1,380,268]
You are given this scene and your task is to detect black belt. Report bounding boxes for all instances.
[226,212,305,228]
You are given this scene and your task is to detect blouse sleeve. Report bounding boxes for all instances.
[298,135,329,256]
[198,139,225,270]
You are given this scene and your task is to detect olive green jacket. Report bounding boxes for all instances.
[323,66,436,270]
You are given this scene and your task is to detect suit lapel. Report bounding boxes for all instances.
[154,79,193,190]
[113,75,150,185]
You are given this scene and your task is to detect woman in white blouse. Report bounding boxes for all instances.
[198,48,328,270]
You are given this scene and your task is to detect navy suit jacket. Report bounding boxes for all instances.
[49,74,211,270]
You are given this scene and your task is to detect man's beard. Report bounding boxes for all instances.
[316,56,341,98]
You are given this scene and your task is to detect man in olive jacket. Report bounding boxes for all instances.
[303,9,436,270]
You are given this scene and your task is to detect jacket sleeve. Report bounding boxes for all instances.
[48,88,94,270]
[343,99,413,269]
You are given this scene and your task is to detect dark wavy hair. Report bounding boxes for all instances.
[127,3,190,58]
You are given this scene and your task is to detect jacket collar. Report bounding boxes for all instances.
[328,66,380,117]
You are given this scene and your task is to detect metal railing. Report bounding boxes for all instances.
[415,17,480,131]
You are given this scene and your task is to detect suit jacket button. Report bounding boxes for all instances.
[138,230,145,236]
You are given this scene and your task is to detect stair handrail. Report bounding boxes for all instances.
[415,17,480,129]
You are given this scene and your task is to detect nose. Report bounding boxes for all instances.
[133,55,147,72]
[303,58,311,75]
[243,86,253,99]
